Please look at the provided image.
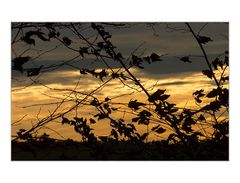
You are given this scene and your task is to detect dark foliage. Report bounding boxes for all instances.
[12,138,228,160]
[11,22,229,160]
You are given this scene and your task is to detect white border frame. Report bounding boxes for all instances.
[1,0,239,183]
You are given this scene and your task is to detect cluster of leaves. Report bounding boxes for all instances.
[12,56,43,77]
[212,121,229,142]
[21,30,50,45]
[148,89,178,117]
[19,23,61,46]
[202,49,228,81]
[201,87,228,112]
[12,24,61,75]
[12,56,31,72]
[130,53,162,69]
[80,68,108,82]
[132,110,152,125]
[110,119,137,141]
[16,129,33,141]
[91,23,122,60]
[61,116,97,143]
[16,129,55,145]
[193,52,229,113]
[90,97,117,120]
[147,90,203,144]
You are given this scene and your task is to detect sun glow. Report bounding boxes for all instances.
[11,67,228,141]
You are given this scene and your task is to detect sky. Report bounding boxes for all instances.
[11,22,229,141]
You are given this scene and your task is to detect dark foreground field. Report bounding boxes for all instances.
[12,138,228,160]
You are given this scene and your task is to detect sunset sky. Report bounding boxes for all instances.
[11,22,228,141]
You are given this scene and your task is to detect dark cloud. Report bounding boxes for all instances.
[159,81,190,86]
[12,22,228,88]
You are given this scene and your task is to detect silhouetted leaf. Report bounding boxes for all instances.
[79,68,109,81]
[182,117,195,133]
[98,69,108,81]
[224,55,229,66]
[132,110,152,125]
[193,89,205,103]
[128,100,146,110]
[140,133,148,141]
[21,36,35,45]
[198,35,213,44]
[201,101,221,112]
[104,97,110,102]
[148,89,166,102]
[150,53,162,62]
[111,129,118,139]
[132,117,139,123]
[62,37,72,46]
[36,32,49,41]
[180,56,191,63]
[21,30,49,45]
[25,31,49,41]
[12,56,31,72]
[111,72,120,79]
[89,118,96,124]
[195,98,202,103]
[206,88,219,98]
[80,69,87,74]
[27,65,43,77]
[62,117,70,124]
[138,110,152,125]
[90,98,100,106]
[219,88,228,107]
[143,56,151,64]
[193,89,205,97]
[170,108,178,113]
[202,70,214,79]
[127,124,136,131]
[212,58,223,70]
[159,94,170,101]
[111,107,117,111]
[132,55,144,69]
[18,128,26,134]
[221,76,229,82]
[13,56,31,64]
